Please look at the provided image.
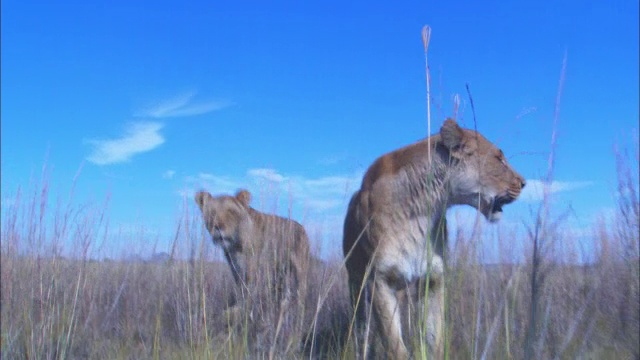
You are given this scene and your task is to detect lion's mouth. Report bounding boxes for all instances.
[212,233,228,243]
[211,233,239,252]
[487,195,516,222]
[211,234,224,243]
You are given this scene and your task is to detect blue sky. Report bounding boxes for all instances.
[2,0,638,259]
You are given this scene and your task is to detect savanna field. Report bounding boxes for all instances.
[1,139,638,359]
[2,0,638,358]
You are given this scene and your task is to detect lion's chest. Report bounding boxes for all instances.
[376,215,443,289]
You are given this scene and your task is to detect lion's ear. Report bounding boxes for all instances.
[440,118,465,157]
[235,189,252,207]
[195,191,212,209]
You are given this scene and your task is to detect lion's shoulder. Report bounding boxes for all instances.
[362,135,441,190]
[247,209,308,244]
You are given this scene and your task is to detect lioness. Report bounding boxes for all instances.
[195,189,310,315]
[343,118,525,359]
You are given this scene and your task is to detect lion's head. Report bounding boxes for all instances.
[440,119,525,222]
[194,189,253,251]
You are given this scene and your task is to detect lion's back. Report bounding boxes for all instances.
[249,211,310,260]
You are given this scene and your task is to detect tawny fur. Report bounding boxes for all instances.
[195,189,310,316]
[343,119,525,359]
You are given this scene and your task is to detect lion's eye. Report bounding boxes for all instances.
[496,150,507,166]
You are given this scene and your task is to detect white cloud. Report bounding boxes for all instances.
[85,122,165,165]
[196,173,245,191]
[136,92,232,118]
[180,167,363,214]
[245,168,362,213]
[305,198,344,211]
[179,173,247,199]
[520,179,594,202]
[162,170,176,179]
[85,91,232,166]
[248,168,288,183]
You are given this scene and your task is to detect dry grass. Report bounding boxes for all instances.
[2,139,638,359]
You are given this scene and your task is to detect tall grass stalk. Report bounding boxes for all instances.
[524,50,568,360]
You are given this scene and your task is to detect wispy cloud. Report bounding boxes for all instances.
[162,170,176,179]
[248,168,288,183]
[136,91,232,118]
[180,167,363,213]
[85,122,165,165]
[520,179,594,202]
[179,173,246,199]
[85,91,232,166]
[247,168,362,212]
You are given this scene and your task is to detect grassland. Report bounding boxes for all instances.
[1,142,638,359]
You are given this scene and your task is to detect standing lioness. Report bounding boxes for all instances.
[195,189,310,314]
[343,119,525,359]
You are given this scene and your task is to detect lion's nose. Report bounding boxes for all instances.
[520,179,526,189]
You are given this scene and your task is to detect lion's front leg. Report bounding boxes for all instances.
[287,251,307,306]
[414,261,445,358]
[282,251,307,344]
[413,275,444,358]
[372,275,409,360]
[224,250,244,286]
[224,249,251,309]
[348,271,374,360]
[427,279,444,358]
